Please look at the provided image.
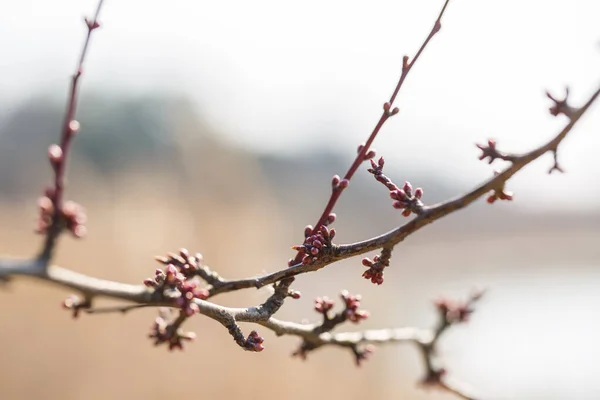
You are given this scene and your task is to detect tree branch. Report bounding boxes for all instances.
[1,0,598,398]
[0,255,480,399]
[291,0,451,268]
[37,0,105,261]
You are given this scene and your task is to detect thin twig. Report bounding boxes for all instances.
[294,0,451,268]
[39,0,105,261]
[85,304,152,314]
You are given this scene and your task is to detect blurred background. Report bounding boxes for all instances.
[0,0,599,399]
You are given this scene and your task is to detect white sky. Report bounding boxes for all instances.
[0,0,599,211]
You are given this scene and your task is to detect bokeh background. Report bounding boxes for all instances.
[1,0,599,399]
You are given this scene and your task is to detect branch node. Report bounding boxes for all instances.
[149,309,196,351]
[486,170,514,204]
[546,86,578,119]
[548,149,565,174]
[362,247,393,285]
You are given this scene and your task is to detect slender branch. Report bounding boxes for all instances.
[0,255,479,399]
[298,0,451,267]
[1,79,598,299]
[85,304,152,314]
[38,0,105,261]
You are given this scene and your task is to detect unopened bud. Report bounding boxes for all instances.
[331,175,341,188]
[402,55,410,70]
[327,213,336,224]
[69,120,80,134]
[304,225,313,237]
[329,228,336,239]
[48,145,63,164]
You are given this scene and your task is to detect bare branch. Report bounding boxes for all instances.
[37,0,105,261]
[1,0,598,398]
[291,0,451,268]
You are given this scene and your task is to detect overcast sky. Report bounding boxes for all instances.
[1,0,599,210]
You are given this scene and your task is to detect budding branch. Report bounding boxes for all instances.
[0,1,598,399]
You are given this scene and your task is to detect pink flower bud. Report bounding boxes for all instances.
[48,144,63,164]
[166,264,177,275]
[72,224,87,238]
[304,225,313,237]
[155,256,169,264]
[392,201,404,209]
[68,120,80,134]
[143,278,157,287]
[38,196,53,212]
[331,175,341,188]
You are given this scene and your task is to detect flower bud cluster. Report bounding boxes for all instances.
[243,330,265,352]
[361,248,392,285]
[149,315,196,351]
[340,290,369,323]
[354,344,375,366]
[291,221,336,266]
[36,185,87,238]
[145,249,210,316]
[486,171,513,204]
[368,157,423,216]
[476,139,500,164]
[434,289,484,324]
